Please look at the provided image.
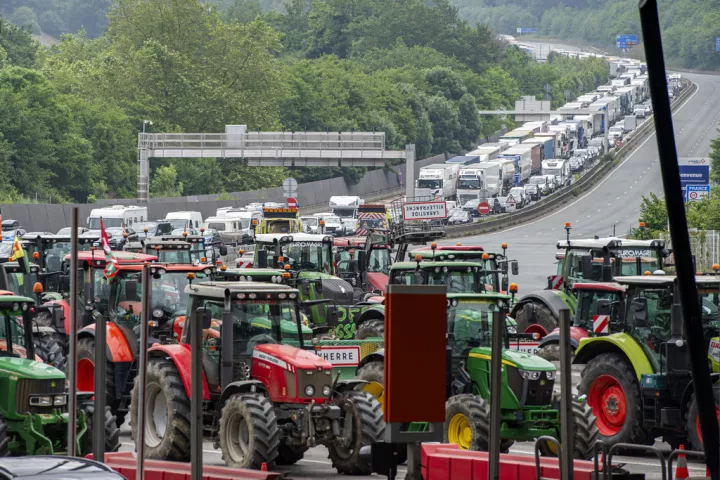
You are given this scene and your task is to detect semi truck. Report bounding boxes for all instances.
[498,129,533,146]
[416,163,460,200]
[520,138,548,170]
[467,143,507,159]
[499,145,533,186]
[456,162,510,205]
[532,132,559,160]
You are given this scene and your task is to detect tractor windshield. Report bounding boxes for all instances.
[627,285,674,365]
[5,271,39,298]
[0,311,29,356]
[278,242,333,274]
[224,300,301,354]
[391,268,481,293]
[151,271,210,314]
[574,289,623,332]
[448,300,496,351]
[157,249,192,264]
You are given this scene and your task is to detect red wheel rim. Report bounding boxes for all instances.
[588,374,627,436]
[77,358,95,392]
[696,405,720,445]
[525,324,548,338]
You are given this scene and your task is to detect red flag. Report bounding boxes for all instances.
[100,218,119,279]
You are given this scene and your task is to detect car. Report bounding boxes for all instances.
[202,228,223,246]
[1,220,25,241]
[543,175,558,192]
[300,216,320,234]
[569,157,583,173]
[322,215,346,236]
[448,209,472,225]
[105,226,139,248]
[492,196,517,214]
[462,199,482,217]
[0,456,125,479]
[524,184,540,202]
[633,106,646,118]
[587,146,600,158]
[56,227,90,236]
[508,187,527,208]
[528,176,551,196]
[133,221,174,237]
[171,227,201,236]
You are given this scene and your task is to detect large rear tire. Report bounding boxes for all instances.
[328,391,385,475]
[0,417,8,457]
[77,337,124,427]
[514,301,558,338]
[577,352,648,448]
[686,393,720,451]
[130,358,192,461]
[79,402,121,456]
[218,393,280,470]
[355,318,384,340]
[34,333,67,372]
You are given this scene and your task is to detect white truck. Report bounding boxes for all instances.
[416,163,460,200]
[87,205,148,230]
[329,195,364,234]
[456,164,505,205]
[541,159,571,188]
[498,145,533,188]
[467,143,507,159]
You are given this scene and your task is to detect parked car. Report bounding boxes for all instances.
[543,174,559,192]
[322,215,346,236]
[106,226,139,249]
[448,209,472,225]
[569,157,583,173]
[462,199,482,217]
[492,196,517,214]
[300,216,320,234]
[528,176,551,196]
[508,187,527,208]
[1,220,26,241]
[524,184,540,202]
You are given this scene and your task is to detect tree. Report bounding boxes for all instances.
[427,95,461,153]
[710,133,720,185]
[38,11,67,37]
[150,165,183,198]
[9,7,41,35]
[636,193,668,237]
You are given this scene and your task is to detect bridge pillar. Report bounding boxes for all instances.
[405,144,415,200]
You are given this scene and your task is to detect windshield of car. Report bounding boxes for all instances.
[89,217,123,229]
[418,179,442,189]
[510,188,524,196]
[327,216,341,225]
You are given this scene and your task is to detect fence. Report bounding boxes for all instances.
[662,230,720,272]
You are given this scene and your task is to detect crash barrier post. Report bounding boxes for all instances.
[489,307,507,480]
[191,307,206,480]
[535,436,562,480]
[607,443,667,480]
[67,207,79,456]
[93,301,107,462]
[667,447,707,480]
[559,308,574,480]
[136,263,151,480]
[383,284,447,480]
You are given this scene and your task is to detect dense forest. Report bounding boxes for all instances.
[452,0,720,70]
[0,0,608,203]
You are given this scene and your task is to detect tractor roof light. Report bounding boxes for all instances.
[201,257,207,263]
[144,227,149,233]
[200,227,205,233]
[220,265,227,271]
[123,232,129,238]
[644,271,651,276]
[33,252,40,260]
[456,243,462,246]
[239,249,245,255]
[186,272,196,280]
[284,264,291,271]
[482,253,490,260]
[282,272,291,279]
[501,243,508,249]
[33,282,44,294]
[251,219,258,225]
[278,256,284,262]
[639,221,646,229]
[431,242,437,250]
[155,246,162,251]
[509,283,518,294]
[565,222,571,229]
[713,263,720,272]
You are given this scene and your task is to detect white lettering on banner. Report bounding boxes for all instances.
[314,346,361,366]
[402,201,448,220]
[513,342,539,356]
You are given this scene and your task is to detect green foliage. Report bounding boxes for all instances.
[150,165,183,198]
[636,193,668,238]
[711,133,720,185]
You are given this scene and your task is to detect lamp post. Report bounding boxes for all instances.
[142,120,152,133]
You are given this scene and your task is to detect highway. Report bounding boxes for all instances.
[444,70,720,294]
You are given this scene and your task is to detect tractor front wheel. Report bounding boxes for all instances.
[79,401,121,456]
[444,394,514,452]
[578,352,648,447]
[539,395,598,459]
[0,417,8,457]
[328,391,385,475]
[357,360,384,412]
[34,333,67,372]
[130,358,192,461]
[76,337,123,426]
[219,393,280,470]
[513,301,557,341]
[355,319,384,340]
[686,393,720,451]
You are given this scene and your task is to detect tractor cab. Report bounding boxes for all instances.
[389,260,486,294]
[333,234,392,294]
[257,207,302,234]
[143,235,227,266]
[572,283,628,334]
[0,262,41,298]
[0,297,41,361]
[21,233,99,271]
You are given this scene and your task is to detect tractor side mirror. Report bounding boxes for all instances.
[219,245,228,256]
[596,299,611,316]
[59,274,70,292]
[357,250,367,272]
[302,279,310,296]
[511,260,519,276]
[125,280,138,301]
[631,298,648,327]
[581,255,593,279]
[325,305,339,326]
[257,250,268,268]
[198,308,212,330]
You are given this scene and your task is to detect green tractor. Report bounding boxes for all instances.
[0,295,120,456]
[356,292,598,458]
[511,233,669,338]
[573,275,720,451]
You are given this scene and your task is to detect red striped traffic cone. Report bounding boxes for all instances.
[675,445,689,479]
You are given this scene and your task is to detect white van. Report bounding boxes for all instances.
[165,211,203,230]
[87,205,147,230]
[204,211,262,244]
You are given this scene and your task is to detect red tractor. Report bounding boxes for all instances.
[131,281,384,472]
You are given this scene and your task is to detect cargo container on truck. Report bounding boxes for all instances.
[519,139,544,173]
[445,155,481,166]
[415,163,460,200]
[542,159,571,188]
[469,142,509,158]
[524,136,556,161]
[498,129,533,146]
[499,145,533,186]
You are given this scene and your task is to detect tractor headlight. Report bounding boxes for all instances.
[53,395,67,406]
[239,276,247,281]
[305,385,315,396]
[153,309,163,319]
[518,369,541,381]
[545,371,556,381]
[12,302,19,312]
[322,385,331,396]
[204,268,212,275]
[30,396,52,406]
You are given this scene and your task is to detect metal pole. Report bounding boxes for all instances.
[488,307,506,480]
[135,264,151,480]
[67,208,79,456]
[559,308,574,480]
[405,144,416,200]
[93,306,106,462]
[639,2,719,479]
[191,307,204,480]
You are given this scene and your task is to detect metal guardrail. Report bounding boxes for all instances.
[443,80,696,239]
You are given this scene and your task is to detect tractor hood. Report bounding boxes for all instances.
[367,272,389,293]
[254,343,332,370]
[0,355,65,380]
[471,347,555,371]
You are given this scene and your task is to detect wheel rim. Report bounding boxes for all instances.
[695,405,720,445]
[225,411,250,464]
[77,358,95,392]
[524,324,548,338]
[447,413,473,450]
[145,383,168,448]
[362,381,384,414]
[588,374,627,436]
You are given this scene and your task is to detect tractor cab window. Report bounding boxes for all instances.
[334,248,355,276]
[0,311,28,354]
[611,248,662,276]
[157,249,192,264]
[367,248,391,274]
[151,271,209,315]
[566,249,606,283]
[628,285,674,358]
[280,242,333,274]
[575,290,623,331]
[390,268,480,293]
[270,220,291,234]
[5,270,39,298]
[447,300,496,372]
[698,287,720,329]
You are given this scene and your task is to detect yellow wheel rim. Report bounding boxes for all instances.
[447,413,473,450]
[362,381,384,413]
[545,440,559,455]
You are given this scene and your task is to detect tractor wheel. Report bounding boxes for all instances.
[444,394,513,452]
[357,360,384,410]
[0,417,8,457]
[577,352,648,447]
[79,401,121,456]
[686,393,720,451]
[539,395,599,459]
[355,319,384,340]
[276,445,309,465]
[537,343,575,362]
[33,333,67,372]
[130,358,192,461]
[514,301,557,340]
[219,393,280,470]
[33,311,67,353]
[77,337,124,427]
[328,391,384,475]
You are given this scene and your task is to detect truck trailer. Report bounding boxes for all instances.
[416,163,460,200]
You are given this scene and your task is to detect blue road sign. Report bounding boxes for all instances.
[616,34,638,49]
[686,185,710,203]
[516,27,537,34]
[679,157,710,187]
[716,37,720,52]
